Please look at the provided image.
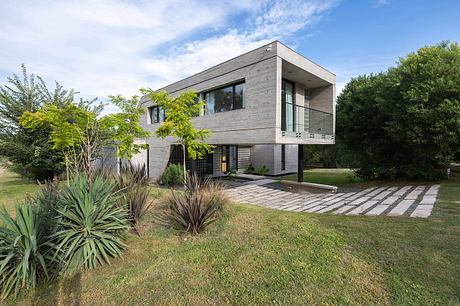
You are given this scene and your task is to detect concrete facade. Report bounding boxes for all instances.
[134,41,336,182]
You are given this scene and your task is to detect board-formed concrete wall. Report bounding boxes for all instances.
[137,41,335,181]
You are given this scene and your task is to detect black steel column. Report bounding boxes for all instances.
[297,144,304,182]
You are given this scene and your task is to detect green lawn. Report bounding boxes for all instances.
[2,169,460,305]
[0,169,38,215]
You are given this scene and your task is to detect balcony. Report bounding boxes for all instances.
[281,103,334,141]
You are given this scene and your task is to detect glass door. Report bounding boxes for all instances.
[221,146,228,173]
[281,80,295,132]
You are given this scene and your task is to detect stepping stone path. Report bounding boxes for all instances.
[224,180,440,218]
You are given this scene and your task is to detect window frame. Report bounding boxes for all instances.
[281,78,296,132]
[148,105,166,124]
[204,81,245,115]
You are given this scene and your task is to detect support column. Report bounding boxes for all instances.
[297,144,304,182]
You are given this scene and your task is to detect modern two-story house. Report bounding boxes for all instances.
[132,41,335,182]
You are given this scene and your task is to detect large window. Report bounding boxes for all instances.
[281,80,295,132]
[149,106,166,124]
[205,82,245,115]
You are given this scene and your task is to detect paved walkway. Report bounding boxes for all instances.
[224,180,440,218]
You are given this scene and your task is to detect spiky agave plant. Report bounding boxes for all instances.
[157,174,228,235]
[0,203,51,299]
[51,175,129,275]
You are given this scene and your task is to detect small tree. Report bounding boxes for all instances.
[140,89,214,183]
[20,95,150,182]
[20,101,100,182]
[100,95,150,159]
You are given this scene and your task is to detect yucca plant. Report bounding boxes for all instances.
[0,203,51,299]
[115,162,152,235]
[51,175,129,275]
[157,174,228,235]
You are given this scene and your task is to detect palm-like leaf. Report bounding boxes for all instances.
[51,175,129,275]
[0,203,51,299]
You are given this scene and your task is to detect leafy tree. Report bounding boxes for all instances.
[140,89,214,183]
[0,65,72,181]
[20,101,99,181]
[21,94,150,182]
[337,42,460,180]
[100,95,150,159]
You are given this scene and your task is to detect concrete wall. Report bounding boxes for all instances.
[250,144,297,175]
[138,41,335,181]
[250,145,275,175]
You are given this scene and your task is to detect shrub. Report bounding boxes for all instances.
[0,203,51,299]
[246,164,255,174]
[157,174,227,234]
[115,162,152,235]
[160,164,184,186]
[257,165,270,176]
[51,175,129,274]
[226,168,237,177]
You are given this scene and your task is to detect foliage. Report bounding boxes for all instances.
[115,162,152,235]
[140,89,214,182]
[304,144,340,168]
[226,168,237,177]
[337,42,460,180]
[257,165,270,176]
[100,95,150,159]
[160,163,185,186]
[157,174,227,234]
[0,203,51,299]
[20,92,150,181]
[50,175,129,275]
[0,65,69,181]
[246,164,255,174]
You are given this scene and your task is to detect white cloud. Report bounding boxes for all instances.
[374,0,390,7]
[0,0,339,111]
[144,0,340,88]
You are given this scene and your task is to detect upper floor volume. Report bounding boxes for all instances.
[140,40,336,145]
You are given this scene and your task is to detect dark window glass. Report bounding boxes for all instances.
[234,83,244,110]
[204,82,245,114]
[149,106,159,123]
[149,106,167,124]
[281,80,295,132]
[214,85,233,113]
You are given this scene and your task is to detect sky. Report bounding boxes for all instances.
[0,0,459,113]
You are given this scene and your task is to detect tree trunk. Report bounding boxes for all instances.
[182,143,187,185]
[65,154,70,186]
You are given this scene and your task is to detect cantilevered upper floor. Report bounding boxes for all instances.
[139,41,336,145]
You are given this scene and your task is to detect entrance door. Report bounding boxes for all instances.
[221,146,228,173]
[221,145,238,173]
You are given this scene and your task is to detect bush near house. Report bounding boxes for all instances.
[160,164,185,186]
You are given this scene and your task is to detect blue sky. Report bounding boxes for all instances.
[0,0,459,112]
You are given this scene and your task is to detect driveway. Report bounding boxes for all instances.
[224,179,439,218]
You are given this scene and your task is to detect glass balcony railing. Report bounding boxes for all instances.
[282,103,334,137]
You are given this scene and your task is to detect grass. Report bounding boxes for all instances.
[280,168,364,187]
[1,169,459,304]
[0,169,38,215]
